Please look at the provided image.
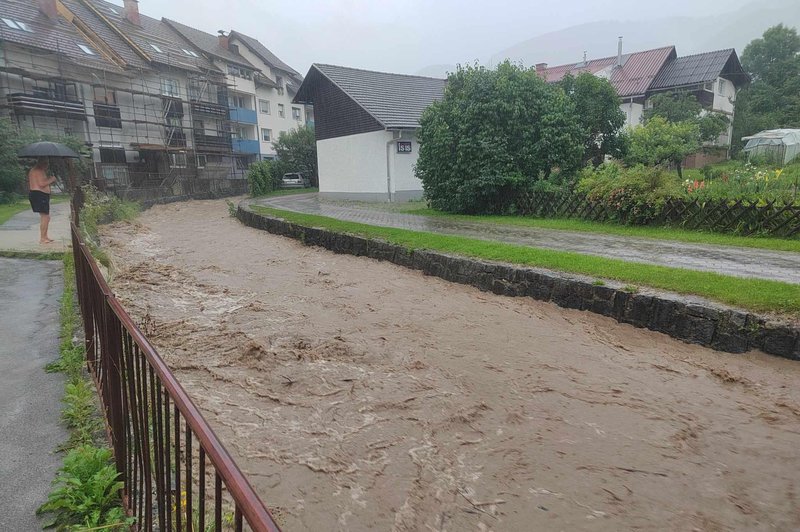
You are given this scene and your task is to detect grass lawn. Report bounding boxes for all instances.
[0,194,69,225]
[378,202,800,253]
[252,205,800,315]
[253,187,318,199]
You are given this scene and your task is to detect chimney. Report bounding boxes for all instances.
[38,0,58,20]
[123,0,140,25]
[535,62,548,72]
[617,36,623,67]
[217,30,229,50]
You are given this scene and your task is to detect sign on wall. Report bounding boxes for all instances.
[397,141,412,154]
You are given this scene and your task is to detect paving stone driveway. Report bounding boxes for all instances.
[254,193,800,284]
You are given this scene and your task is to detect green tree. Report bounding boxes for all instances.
[732,24,800,152]
[626,116,700,178]
[416,61,584,214]
[645,91,729,143]
[273,125,318,186]
[560,73,627,166]
[0,118,27,201]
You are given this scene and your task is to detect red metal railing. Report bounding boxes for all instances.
[70,193,281,531]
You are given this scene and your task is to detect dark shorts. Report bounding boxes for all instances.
[29,190,50,215]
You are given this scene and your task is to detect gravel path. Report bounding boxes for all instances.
[100,200,800,531]
[0,258,66,530]
[255,193,800,284]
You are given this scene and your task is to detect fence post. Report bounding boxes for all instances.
[105,308,127,479]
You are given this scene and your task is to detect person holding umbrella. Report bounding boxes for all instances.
[27,157,57,244]
[18,141,81,245]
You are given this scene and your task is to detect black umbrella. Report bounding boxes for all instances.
[18,141,80,159]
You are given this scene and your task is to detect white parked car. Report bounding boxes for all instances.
[281,172,310,188]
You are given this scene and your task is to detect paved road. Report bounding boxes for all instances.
[255,193,800,284]
[0,202,70,254]
[0,258,66,530]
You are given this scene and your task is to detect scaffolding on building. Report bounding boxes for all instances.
[0,33,252,201]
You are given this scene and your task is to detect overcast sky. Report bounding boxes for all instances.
[112,0,759,75]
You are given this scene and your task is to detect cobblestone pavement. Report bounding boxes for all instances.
[254,193,800,284]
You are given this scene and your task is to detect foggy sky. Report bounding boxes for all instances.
[110,0,759,76]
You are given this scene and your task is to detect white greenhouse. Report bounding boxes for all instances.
[742,129,800,166]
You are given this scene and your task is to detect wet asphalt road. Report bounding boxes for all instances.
[255,193,800,284]
[0,258,66,530]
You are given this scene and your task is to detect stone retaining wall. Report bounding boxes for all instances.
[237,206,800,360]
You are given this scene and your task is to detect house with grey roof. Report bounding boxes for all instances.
[539,44,748,157]
[293,64,446,201]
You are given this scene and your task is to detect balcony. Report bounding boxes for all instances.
[8,92,86,120]
[232,138,260,154]
[190,100,228,118]
[229,106,257,124]
[194,132,232,153]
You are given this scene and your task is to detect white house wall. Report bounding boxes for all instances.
[317,130,423,202]
[620,100,644,128]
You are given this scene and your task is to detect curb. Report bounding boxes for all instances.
[237,206,800,360]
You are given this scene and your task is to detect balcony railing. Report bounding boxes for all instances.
[8,92,86,120]
[195,132,232,153]
[190,100,229,118]
[229,106,257,125]
[232,138,260,154]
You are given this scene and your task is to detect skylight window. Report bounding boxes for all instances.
[77,43,96,55]
[182,48,198,58]
[150,43,163,53]
[3,18,33,32]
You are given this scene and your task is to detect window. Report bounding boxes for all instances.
[161,78,180,97]
[194,119,205,131]
[230,44,240,55]
[3,19,32,32]
[227,64,253,80]
[197,155,207,168]
[181,48,198,58]
[278,104,285,118]
[93,87,116,105]
[77,44,95,55]
[718,79,726,95]
[230,94,249,109]
[169,153,188,168]
[150,43,163,53]
[99,148,126,164]
[261,128,272,142]
[259,99,270,114]
[292,107,302,121]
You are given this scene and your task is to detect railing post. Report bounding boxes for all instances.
[105,308,127,479]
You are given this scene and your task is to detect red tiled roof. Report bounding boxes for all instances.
[540,46,676,98]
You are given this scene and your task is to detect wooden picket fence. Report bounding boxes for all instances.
[515,192,800,237]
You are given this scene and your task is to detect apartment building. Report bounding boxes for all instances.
[228,30,311,160]
[0,0,308,196]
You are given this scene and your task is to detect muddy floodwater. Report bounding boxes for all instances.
[101,200,800,531]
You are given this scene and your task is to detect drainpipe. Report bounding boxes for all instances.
[386,130,400,202]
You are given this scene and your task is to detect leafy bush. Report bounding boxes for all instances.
[38,446,132,531]
[79,185,139,241]
[246,160,279,197]
[416,61,584,214]
[577,163,679,224]
[679,161,799,204]
[625,116,700,178]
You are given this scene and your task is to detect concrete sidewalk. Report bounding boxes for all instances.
[0,202,70,254]
[255,193,800,284]
[0,258,66,530]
